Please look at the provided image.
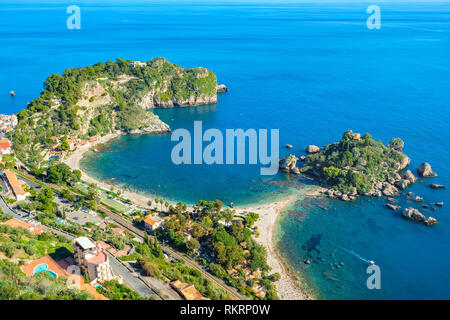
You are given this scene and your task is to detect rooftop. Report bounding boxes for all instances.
[144,215,162,226]
[0,138,11,149]
[171,280,203,300]
[0,218,46,235]
[86,249,107,265]
[75,236,96,250]
[3,170,26,197]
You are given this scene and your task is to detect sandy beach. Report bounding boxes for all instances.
[63,133,312,300]
[243,198,311,300]
[63,132,158,208]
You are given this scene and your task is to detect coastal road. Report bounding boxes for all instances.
[0,195,19,218]
[16,173,42,190]
[16,169,246,300]
[107,252,161,300]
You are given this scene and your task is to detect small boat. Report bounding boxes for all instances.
[369,261,376,266]
[10,91,15,97]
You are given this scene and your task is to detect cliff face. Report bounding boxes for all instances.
[119,58,219,109]
[11,57,222,168]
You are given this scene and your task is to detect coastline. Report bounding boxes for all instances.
[245,197,312,300]
[63,132,159,208]
[63,133,313,300]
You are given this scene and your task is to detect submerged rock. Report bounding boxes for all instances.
[417,162,437,177]
[385,203,401,211]
[430,184,445,189]
[402,207,426,222]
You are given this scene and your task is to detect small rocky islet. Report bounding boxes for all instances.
[280,130,445,226]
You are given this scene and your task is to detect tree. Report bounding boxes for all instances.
[245,212,259,228]
[37,187,54,213]
[186,238,200,254]
[202,216,212,228]
[60,136,70,151]
[87,184,99,200]
[221,209,234,224]
[270,273,281,282]
[73,169,82,182]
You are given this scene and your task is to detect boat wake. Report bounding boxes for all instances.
[340,247,371,264]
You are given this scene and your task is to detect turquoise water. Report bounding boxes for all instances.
[1,1,450,299]
[33,264,57,279]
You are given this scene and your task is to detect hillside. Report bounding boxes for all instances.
[9,57,219,169]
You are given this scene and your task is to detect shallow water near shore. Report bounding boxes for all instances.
[277,191,450,299]
[1,1,450,299]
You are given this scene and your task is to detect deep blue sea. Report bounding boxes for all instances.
[1,1,449,299]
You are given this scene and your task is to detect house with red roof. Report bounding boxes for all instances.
[73,237,122,285]
[0,138,11,156]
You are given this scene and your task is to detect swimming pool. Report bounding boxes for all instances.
[33,263,57,279]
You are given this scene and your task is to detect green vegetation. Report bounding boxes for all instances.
[10,57,217,170]
[17,187,88,236]
[135,237,231,300]
[301,130,408,194]
[46,163,81,186]
[0,224,90,300]
[150,200,277,300]
[75,183,130,213]
[0,260,91,300]
[96,280,145,300]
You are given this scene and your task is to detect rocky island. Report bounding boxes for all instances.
[9,57,223,169]
[282,130,412,200]
[280,130,445,226]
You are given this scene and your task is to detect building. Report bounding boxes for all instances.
[0,114,18,133]
[131,61,147,68]
[73,236,122,285]
[170,280,203,300]
[0,138,11,155]
[3,170,26,200]
[21,255,108,300]
[352,132,361,141]
[112,227,125,236]
[0,218,46,235]
[144,215,164,232]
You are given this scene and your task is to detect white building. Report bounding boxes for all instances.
[73,237,122,285]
